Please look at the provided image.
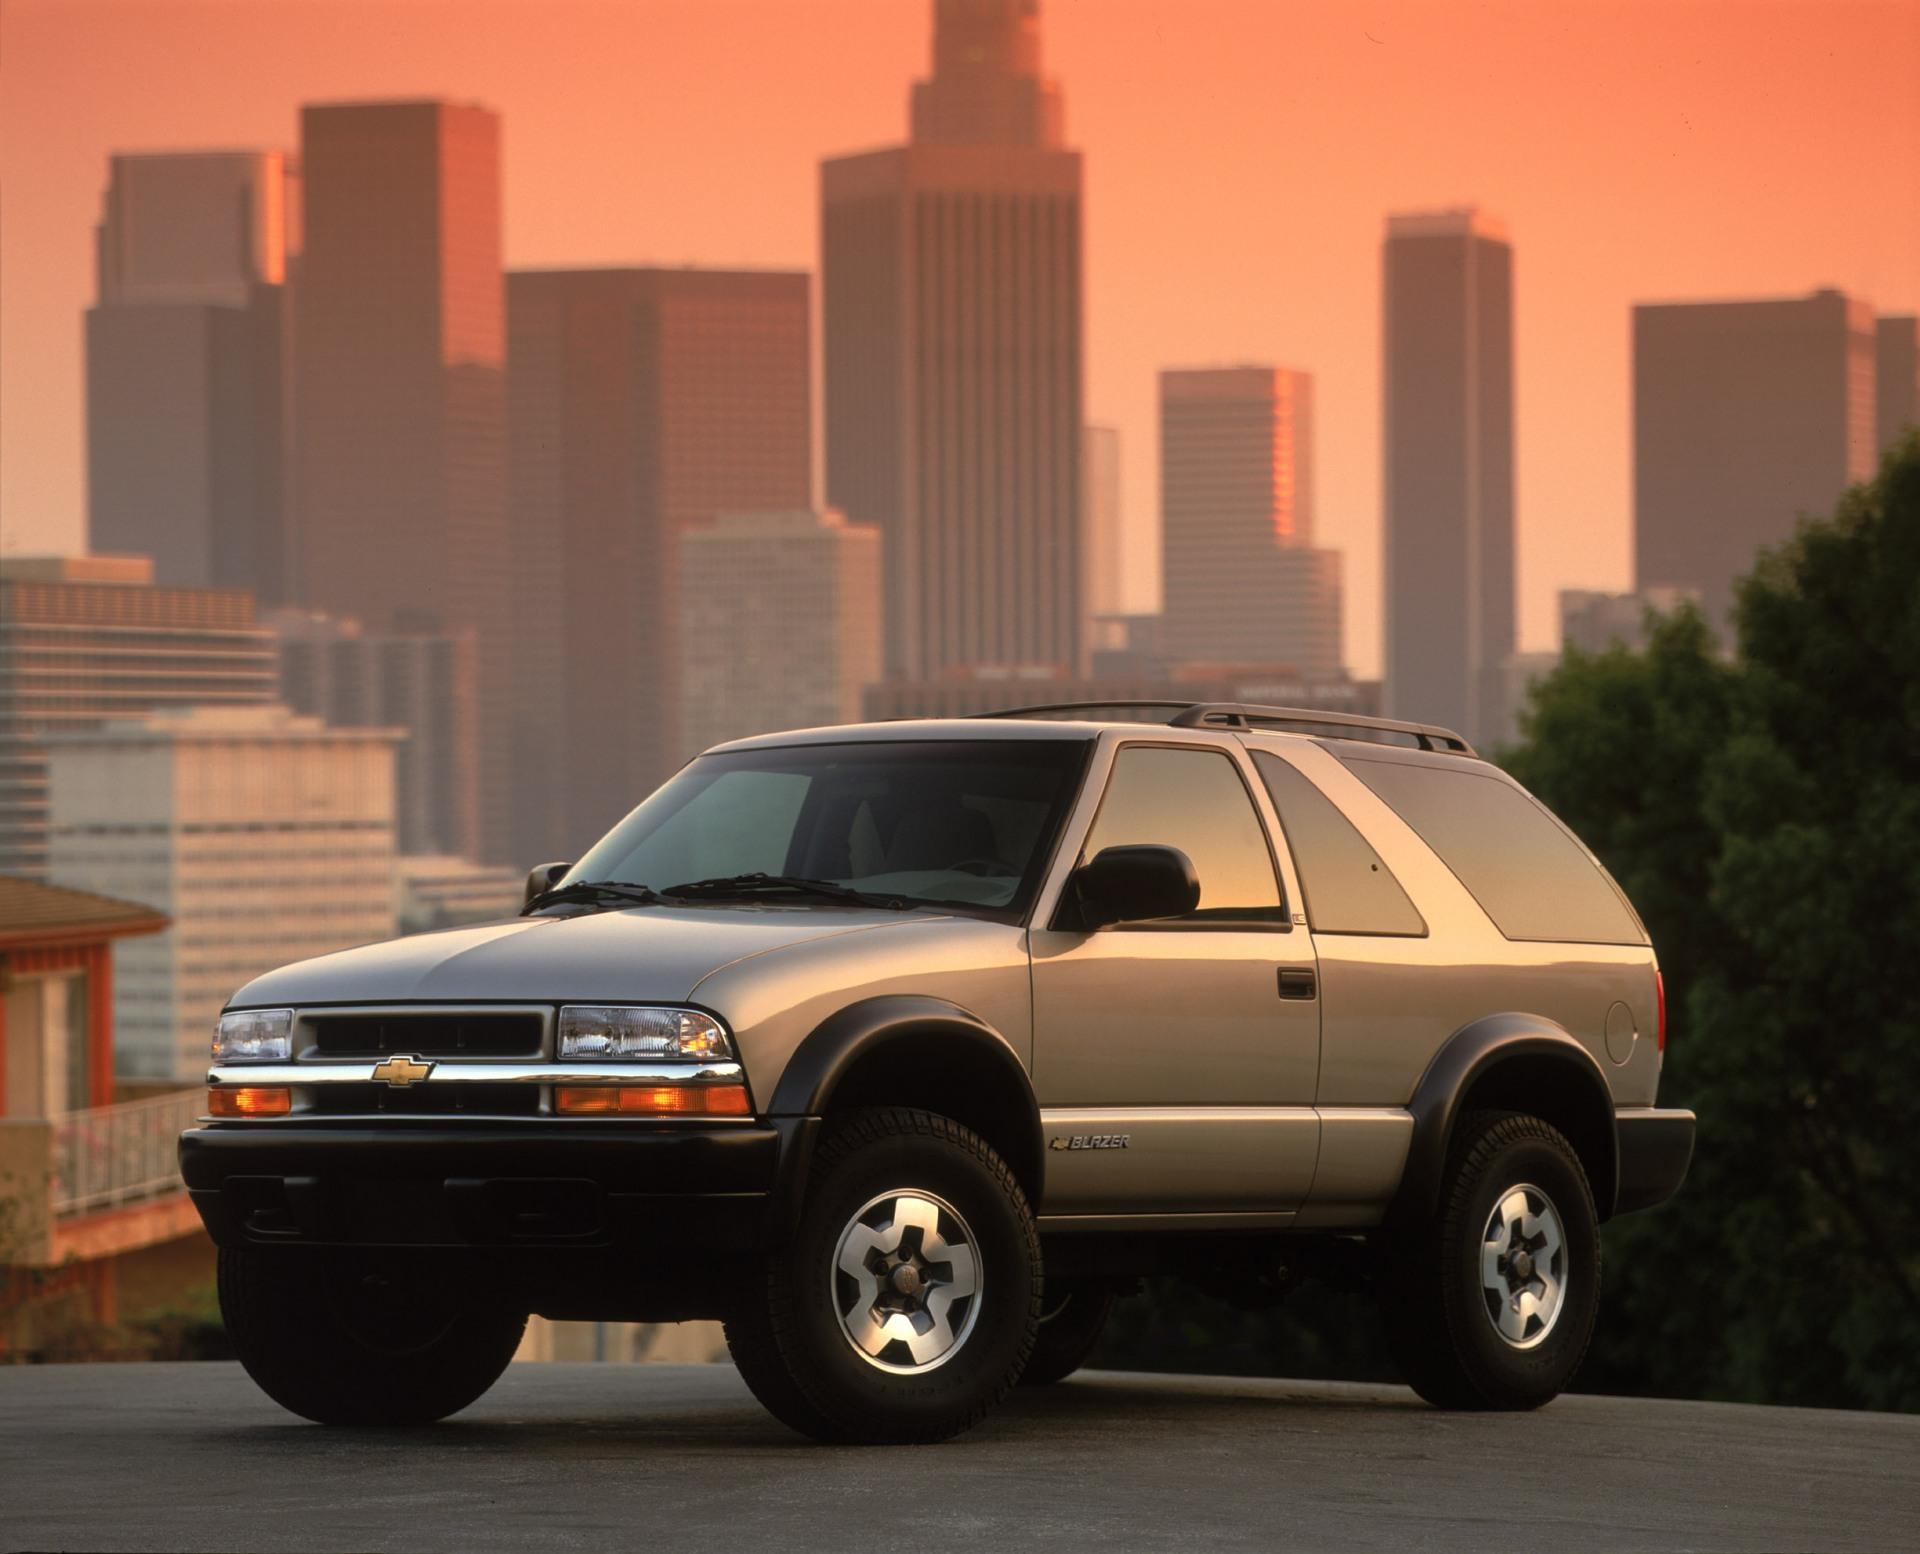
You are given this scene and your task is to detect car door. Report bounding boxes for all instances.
[1028,737,1321,1222]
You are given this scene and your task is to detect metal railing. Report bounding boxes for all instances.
[48,1089,202,1219]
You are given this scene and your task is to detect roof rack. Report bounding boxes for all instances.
[969,700,1476,756]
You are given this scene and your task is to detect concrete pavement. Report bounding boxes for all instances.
[1,1362,1914,1552]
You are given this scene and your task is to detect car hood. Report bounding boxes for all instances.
[225,904,948,1008]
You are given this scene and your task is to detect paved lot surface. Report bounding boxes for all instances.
[2,1362,1915,1552]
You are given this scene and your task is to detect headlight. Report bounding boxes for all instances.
[213,1008,293,1063]
[557,1005,734,1061]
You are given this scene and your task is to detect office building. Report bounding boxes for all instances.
[679,510,883,757]
[506,266,811,860]
[1878,315,1920,456]
[1634,289,1876,627]
[86,151,295,598]
[291,101,511,861]
[397,855,524,934]
[45,706,398,1080]
[1161,367,1344,680]
[0,557,277,880]
[823,0,1083,681]
[1382,208,1515,745]
[271,610,480,860]
[1082,427,1124,662]
[1558,586,1702,656]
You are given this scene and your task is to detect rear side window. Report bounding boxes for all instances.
[1345,759,1644,946]
[1252,753,1426,937]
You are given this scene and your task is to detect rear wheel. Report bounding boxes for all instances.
[725,1107,1040,1443]
[219,1247,527,1425]
[1018,1279,1115,1387]
[1383,1110,1600,1410]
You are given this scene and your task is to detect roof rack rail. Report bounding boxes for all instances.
[970,700,1476,756]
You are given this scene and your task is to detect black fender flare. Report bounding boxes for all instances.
[759,995,1042,1243]
[1391,1013,1619,1225]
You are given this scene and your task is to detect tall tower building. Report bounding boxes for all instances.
[822,0,1083,681]
[1634,289,1876,627]
[679,510,883,758]
[1081,425,1124,658]
[291,101,511,860]
[506,268,811,861]
[1878,315,1920,456]
[1160,367,1343,679]
[86,151,296,598]
[1382,208,1515,744]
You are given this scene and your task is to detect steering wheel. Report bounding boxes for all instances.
[949,857,1018,877]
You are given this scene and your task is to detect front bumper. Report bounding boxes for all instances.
[179,1120,794,1252]
[1613,1107,1696,1216]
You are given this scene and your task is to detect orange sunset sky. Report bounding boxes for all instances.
[2,0,1916,676]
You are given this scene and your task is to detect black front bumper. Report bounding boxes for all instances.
[1613,1107,1696,1216]
[180,1120,806,1253]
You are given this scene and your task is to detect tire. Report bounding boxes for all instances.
[1382,1110,1600,1411]
[1018,1280,1115,1387]
[219,1246,528,1425]
[725,1107,1041,1444]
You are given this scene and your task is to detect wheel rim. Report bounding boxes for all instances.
[831,1188,982,1374]
[1479,1183,1568,1350]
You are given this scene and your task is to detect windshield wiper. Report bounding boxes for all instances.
[523,879,664,914]
[659,873,910,910]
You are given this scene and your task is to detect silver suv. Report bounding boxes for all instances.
[182,703,1695,1442]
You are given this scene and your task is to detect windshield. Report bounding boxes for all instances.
[561,740,1089,919]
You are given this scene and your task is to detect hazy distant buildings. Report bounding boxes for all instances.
[1160,367,1343,680]
[397,855,523,934]
[1634,289,1876,628]
[86,151,295,598]
[1382,208,1515,745]
[1559,586,1702,656]
[822,0,1083,681]
[45,706,398,1079]
[291,101,512,861]
[1878,315,1920,455]
[506,267,812,861]
[271,610,480,860]
[0,557,276,880]
[679,511,882,756]
[1081,427,1124,663]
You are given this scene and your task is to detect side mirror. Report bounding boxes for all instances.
[1071,845,1200,930]
[524,861,572,909]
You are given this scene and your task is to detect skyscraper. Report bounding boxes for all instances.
[1382,208,1515,744]
[1878,315,1920,456]
[1160,367,1344,680]
[291,101,511,859]
[1081,426,1124,660]
[822,0,1083,681]
[0,556,277,880]
[679,510,883,757]
[506,267,812,861]
[86,151,296,597]
[1634,289,1876,627]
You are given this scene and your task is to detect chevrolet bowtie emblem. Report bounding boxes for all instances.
[369,1054,434,1088]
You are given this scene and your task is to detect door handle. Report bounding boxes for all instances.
[1278,968,1316,1001]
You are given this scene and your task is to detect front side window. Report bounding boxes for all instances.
[562,740,1087,919]
[1076,745,1286,924]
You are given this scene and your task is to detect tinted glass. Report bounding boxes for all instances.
[565,740,1085,917]
[1080,746,1285,924]
[1346,758,1644,945]
[1253,753,1426,936]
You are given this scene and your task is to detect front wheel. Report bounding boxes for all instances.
[1382,1110,1600,1410]
[219,1247,527,1425]
[725,1107,1041,1443]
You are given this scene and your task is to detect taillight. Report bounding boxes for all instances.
[1655,970,1667,1053]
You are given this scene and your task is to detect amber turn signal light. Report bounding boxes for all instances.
[554,1083,751,1117]
[208,1085,292,1118]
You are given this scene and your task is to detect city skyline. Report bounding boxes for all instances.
[6,1,1916,679]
